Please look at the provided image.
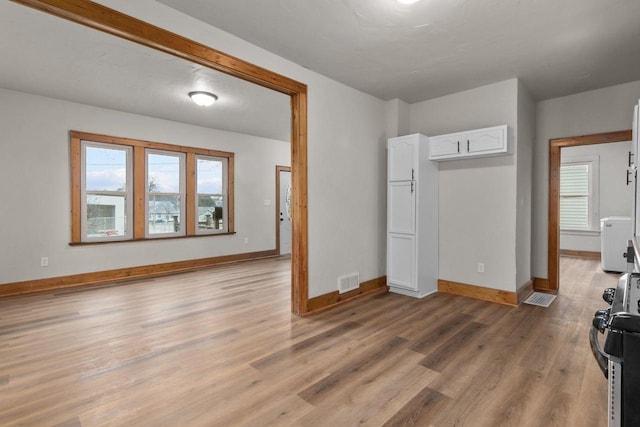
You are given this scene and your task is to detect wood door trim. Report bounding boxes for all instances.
[546,130,631,292]
[12,0,309,314]
[275,166,291,255]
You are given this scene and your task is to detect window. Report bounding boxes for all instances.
[196,155,228,234]
[559,156,599,231]
[70,131,234,244]
[146,150,185,237]
[81,141,133,242]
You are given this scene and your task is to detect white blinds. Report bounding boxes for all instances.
[559,163,590,229]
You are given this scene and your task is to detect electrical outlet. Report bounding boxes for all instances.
[41,257,49,267]
[478,262,485,273]
[264,200,271,206]
[244,237,249,244]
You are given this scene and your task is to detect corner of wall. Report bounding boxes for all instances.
[385,98,410,138]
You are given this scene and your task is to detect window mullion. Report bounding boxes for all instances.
[186,152,196,235]
[133,145,146,239]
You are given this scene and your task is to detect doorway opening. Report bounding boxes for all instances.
[276,165,292,256]
[546,130,632,293]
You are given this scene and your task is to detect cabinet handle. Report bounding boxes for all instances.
[411,181,414,193]
[629,151,634,167]
[627,170,633,186]
[467,139,470,152]
[412,168,414,180]
[457,141,460,153]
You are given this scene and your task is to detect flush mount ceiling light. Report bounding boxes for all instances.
[189,91,218,107]
[397,0,421,4]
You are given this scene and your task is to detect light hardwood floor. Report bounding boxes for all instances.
[0,256,616,426]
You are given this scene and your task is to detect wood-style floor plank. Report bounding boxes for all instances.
[0,256,613,426]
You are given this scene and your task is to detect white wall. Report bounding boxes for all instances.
[386,99,410,138]
[409,79,521,292]
[5,0,389,297]
[559,141,633,252]
[533,80,640,278]
[516,80,536,289]
[0,88,290,284]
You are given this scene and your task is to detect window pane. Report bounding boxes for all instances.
[197,158,223,194]
[86,146,127,191]
[197,195,224,231]
[86,194,128,237]
[148,153,180,193]
[560,196,589,229]
[560,164,589,196]
[148,194,181,234]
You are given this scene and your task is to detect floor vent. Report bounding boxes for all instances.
[524,292,557,308]
[338,272,359,294]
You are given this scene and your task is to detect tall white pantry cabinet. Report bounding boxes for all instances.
[387,134,438,298]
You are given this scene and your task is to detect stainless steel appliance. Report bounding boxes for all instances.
[591,244,640,426]
[589,98,640,427]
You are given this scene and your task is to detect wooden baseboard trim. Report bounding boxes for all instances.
[560,249,601,260]
[533,277,553,293]
[517,279,534,305]
[304,276,388,316]
[0,249,278,298]
[438,279,518,306]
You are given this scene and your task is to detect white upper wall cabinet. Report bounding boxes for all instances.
[429,124,509,161]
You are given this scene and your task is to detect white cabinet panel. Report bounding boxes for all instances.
[388,137,416,181]
[429,125,508,161]
[467,126,507,155]
[388,181,415,234]
[387,233,416,290]
[429,134,460,159]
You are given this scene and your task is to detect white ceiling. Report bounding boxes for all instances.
[157,0,640,102]
[0,1,291,142]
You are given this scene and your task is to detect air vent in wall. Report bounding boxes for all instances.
[338,272,359,294]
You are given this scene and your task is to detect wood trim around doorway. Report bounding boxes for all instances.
[275,166,291,255]
[12,0,310,315]
[546,130,632,292]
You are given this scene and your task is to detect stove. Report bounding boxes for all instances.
[591,271,640,426]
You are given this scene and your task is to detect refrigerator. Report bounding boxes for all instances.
[601,216,632,272]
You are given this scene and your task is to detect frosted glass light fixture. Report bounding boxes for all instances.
[189,91,218,106]
[397,0,420,4]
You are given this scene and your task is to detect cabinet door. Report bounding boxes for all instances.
[388,137,416,181]
[429,134,461,160]
[387,233,417,290]
[388,181,416,234]
[466,126,507,156]
[632,104,638,168]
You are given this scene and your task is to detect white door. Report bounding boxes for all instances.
[466,127,506,155]
[429,134,461,159]
[279,170,292,255]
[388,137,416,181]
[387,233,417,290]
[388,181,416,234]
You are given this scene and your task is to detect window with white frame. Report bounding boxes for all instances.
[80,141,133,242]
[560,156,599,231]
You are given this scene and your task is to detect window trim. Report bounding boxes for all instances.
[559,155,599,232]
[70,130,234,244]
